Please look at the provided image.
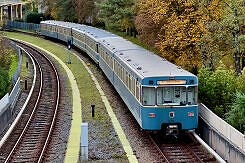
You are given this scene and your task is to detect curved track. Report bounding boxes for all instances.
[149,132,217,163]
[0,40,60,163]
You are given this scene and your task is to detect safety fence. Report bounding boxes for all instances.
[199,103,245,162]
[7,20,40,32]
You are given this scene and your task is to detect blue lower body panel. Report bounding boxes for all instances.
[141,106,198,130]
[57,33,72,43]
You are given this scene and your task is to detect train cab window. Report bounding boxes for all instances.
[157,87,186,106]
[142,87,155,106]
[187,86,198,105]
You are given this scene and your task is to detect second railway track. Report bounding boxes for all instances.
[149,132,217,163]
[0,40,60,163]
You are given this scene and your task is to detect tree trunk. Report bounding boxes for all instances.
[234,9,241,75]
[242,56,245,71]
[125,28,129,35]
[133,28,137,38]
[129,27,132,36]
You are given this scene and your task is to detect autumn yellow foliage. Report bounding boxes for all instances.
[136,0,224,72]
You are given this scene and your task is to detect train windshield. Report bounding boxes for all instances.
[157,87,186,106]
[142,86,198,106]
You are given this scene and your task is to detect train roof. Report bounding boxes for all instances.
[41,20,196,78]
[101,37,195,78]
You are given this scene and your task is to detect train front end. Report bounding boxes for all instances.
[140,76,198,135]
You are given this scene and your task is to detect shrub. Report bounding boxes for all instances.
[25,12,44,24]
[226,92,245,133]
[0,37,14,70]
[0,66,10,98]
[198,64,237,118]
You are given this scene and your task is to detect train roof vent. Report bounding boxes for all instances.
[107,43,110,45]
[137,67,142,70]
[177,66,182,69]
[119,53,123,55]
[127,59,131,62]
[162,58,166,61]
[112,48,115,50]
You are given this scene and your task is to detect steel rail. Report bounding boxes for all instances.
[4,47,43,163]
[147,134,169,163]
[36,46,60,163]
[4,40,60,163]
[184,143,204,163]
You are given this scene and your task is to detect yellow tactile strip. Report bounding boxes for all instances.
[74,54,138,163]
[10,38,82,162]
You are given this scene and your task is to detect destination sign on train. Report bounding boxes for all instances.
[157,80,186,85]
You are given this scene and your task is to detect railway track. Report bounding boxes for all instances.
[149,132,217,163]
[0,40,60,163]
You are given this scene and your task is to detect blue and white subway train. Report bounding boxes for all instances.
[40,20,198,135]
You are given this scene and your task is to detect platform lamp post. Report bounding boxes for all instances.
[67,39,71,64]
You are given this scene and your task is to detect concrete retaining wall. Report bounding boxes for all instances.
[0,78,20,133]
[199,103,245,163]
[0,104,11,133]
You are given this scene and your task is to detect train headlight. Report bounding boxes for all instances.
[188,112,194,116]
[148,113,155,117]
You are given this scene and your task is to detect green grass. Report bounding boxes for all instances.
[8,54,18,80]
[10,27,37,34]
[4,31,109,121]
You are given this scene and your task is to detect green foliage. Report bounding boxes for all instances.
[0,65,10,98]
[96,0,135,30]
[25,12,44,24]
[0,37,13,70]
[22,0,38,12]
[226,92,245,133]
[73,0,97,24]
[198,64,237,117]
[55,0,77,22]
[15,18,25,22]
[8,54,18,80]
